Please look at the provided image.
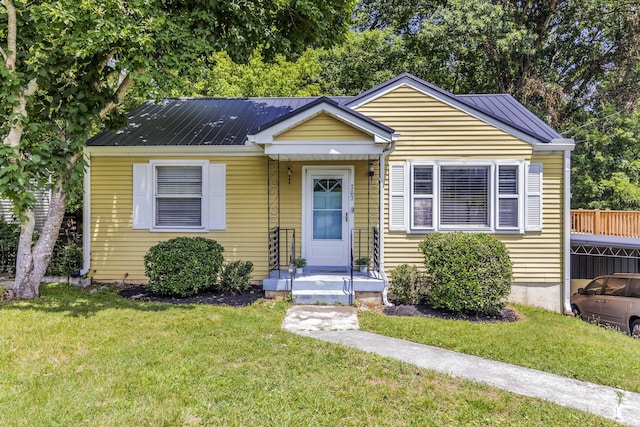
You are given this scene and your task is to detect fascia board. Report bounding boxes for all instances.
[85,145,263,156]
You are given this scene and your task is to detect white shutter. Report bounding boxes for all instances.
[389,163,406,231]
[208,164,226,230]
[132,163,152,229]
[525,162,543,231]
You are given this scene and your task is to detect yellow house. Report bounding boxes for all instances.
[84,74,575,312]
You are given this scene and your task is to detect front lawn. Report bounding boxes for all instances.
[360,303,640,393]
[0,284,619,426]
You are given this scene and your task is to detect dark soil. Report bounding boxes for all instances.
[117,285,518,322]
[117,284,265,307]
[384,303,519,322]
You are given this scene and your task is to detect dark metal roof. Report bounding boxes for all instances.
[571,233,640,250]
[88,97,349,147]
[88,73,564,147]
[457,94,562,143]
[346,73,562,143]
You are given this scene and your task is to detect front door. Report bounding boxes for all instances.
[303,167,352,266]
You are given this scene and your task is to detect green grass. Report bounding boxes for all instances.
[360,303,640,393]
[0,284,619,426]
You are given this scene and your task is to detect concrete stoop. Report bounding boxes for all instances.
[263,267,385,305]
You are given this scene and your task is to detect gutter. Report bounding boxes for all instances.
[80,154,91,277]
[379,136,399,307]
[563,148,573,314]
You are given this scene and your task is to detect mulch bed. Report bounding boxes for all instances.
[384,304,519,322]
[117,284,265,307]
[117,285,518,322]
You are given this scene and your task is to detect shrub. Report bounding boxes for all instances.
[0,219,19,275]
[46,242,83,277]
[388,264,428,305]
[219,260,254,294]
[144,237,224,297]
[418,232,512,315]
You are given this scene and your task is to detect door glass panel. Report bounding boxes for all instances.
[313,178,342,240]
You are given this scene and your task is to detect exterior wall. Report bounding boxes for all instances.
[89,156,377,282]
[274,113,371,141]
[355,84,565,311]
[90,155,270,281]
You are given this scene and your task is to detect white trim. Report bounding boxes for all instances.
[533,139,576,153]
[301,166,354,266]
[86,145,262,156]
[149,160,209,233]
[404,159,528,234]
[248,103,394,145]
[348,79,544,146]
[80,155,91,276]
[264,143,384,156]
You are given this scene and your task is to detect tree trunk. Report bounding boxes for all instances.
[10,182,67,300]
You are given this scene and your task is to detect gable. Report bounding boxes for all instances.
[355,84,534,157]
[274,113,372,141]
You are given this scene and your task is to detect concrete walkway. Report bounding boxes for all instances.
[282,306,640,427]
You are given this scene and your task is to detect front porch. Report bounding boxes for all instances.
[263,265,385,305]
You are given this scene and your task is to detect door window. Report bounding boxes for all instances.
[629,279,640,297]
[313,178,342,240]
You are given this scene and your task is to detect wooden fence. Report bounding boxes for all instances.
[571,209,640,238]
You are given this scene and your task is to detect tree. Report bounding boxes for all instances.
[0,0,354,299]
[569,102,640,210]
[334,0,640,127]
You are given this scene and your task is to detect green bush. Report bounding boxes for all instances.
[219,260,254,294]
[144,237,224,297]
[389,264,428,305]
[418,232,512,315]
[46,242,83,277]
[0,219,19,275]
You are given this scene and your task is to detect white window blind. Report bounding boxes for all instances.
[412,165,433,228]
[497,165,519,228]
[155,166,202,227]
[440,166,489,226]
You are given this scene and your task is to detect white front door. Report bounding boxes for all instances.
[303,167,352,266]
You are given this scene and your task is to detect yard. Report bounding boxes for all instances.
[0,283,625,426]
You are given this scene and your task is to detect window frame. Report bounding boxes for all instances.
[150,160,209,232]
[407,160,525,233]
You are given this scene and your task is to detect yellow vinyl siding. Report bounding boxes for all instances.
[274,113,372,141]
[358,84,564,285]
[90,157,377,281]
[90,156,269,281]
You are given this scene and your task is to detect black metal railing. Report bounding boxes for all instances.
[268,226,296,278]
[372,226,380,273]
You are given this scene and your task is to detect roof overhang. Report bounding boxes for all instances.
[247,99,398,160]
[533,138,576,153]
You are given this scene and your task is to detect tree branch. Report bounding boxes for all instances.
[5,0,17,70]
[99,70,134,117]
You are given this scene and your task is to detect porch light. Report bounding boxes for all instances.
[287,163,292,184]
[368,162,375,180]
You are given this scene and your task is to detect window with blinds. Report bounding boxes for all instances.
[497,165,519,228]
[412,165,434,228]
[155,166,203,227]
[440,166,489,226]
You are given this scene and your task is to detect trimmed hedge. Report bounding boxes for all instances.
[388,264,428,305]
[219,260,254,294]
[144,237,224,297]
[418,232,512,315]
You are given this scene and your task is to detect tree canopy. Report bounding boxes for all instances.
[0,0,355,298]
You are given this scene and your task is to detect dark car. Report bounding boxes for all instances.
[571,274,640,337]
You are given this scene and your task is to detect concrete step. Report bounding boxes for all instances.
[292,289,353,305]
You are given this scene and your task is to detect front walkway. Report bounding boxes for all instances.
[282,306,640,427]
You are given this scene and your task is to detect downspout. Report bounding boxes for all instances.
[379,138,398,307]
[80,154,91,278]
[563,149,572,314]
